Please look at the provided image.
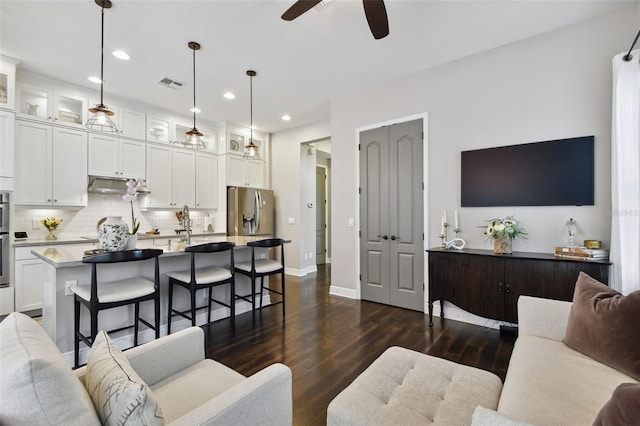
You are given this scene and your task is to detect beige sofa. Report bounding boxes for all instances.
[0,312,292,425]
[480,295,638,425]
[329,295,638,425]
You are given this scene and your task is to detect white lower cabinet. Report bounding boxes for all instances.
[145,144,195,208]
[227,156,264,188]
[14,247,47,312]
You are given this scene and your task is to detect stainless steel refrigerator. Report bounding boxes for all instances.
[227,187,275,236]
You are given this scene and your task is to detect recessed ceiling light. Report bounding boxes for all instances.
[112,50,131,60]
[223,92,236,100]
[190,107,201,113]
[88,76,102,84]
[281,115,292,121]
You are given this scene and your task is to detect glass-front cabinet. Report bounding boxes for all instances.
[17,82,87,126]
[0,56,18,111]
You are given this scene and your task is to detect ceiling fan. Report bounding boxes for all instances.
[282,0,389,40]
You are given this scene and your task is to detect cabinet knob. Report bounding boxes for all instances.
[53,199,58,202]
[47,199,52,202]
[505,284,511,293]
[498,282,503,291]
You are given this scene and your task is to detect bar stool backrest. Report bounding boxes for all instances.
[186,242,235,254]
[82,249,164,264]
[247,238,286,249]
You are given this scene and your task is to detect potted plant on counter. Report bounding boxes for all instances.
[123,178,146,249]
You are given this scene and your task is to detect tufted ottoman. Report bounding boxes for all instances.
[327,346,503,425]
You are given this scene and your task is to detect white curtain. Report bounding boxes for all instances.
[610,49,640,295]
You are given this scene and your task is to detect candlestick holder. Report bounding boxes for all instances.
[440,222,450,248]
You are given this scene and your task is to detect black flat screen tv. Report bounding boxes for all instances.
[461,136,594,207]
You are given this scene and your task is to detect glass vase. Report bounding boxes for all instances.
[45,229,57,240]
[493,237,512,254]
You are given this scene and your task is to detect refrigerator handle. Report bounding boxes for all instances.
[255,190,261,234]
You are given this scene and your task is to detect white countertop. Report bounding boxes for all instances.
[13,232,226,247]
[31,235,286,268]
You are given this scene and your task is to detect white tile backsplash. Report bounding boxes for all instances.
[14,195,221,239]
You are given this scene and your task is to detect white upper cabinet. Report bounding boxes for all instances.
[0,110,15,191]
[15,120,87,207]
[0,57,18,111]
[18,83,88,127]
[227,156,264,188]
[117,107,146,140]
[195,152,218,209]
[145,144,195,208]
[146,116,171,143]
[88,134,145,179]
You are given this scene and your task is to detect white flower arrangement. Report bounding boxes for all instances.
[484,215,527,241]
[122,178,146,235]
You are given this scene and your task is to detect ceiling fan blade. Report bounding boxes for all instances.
[363,0,389,39]
[282,0,323,21]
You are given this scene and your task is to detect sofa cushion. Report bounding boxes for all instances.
[327,346,502,425]
[498,334,637,425]
[563,272,640,381]
[150,358,245,423]
[0,312,100,426]
[592,383,640,426]
[86,331,164,425]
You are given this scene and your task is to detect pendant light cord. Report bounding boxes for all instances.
[100,6,105,106]
[192,46,197,129]
[250,73,253,143]
[623,29,640,61]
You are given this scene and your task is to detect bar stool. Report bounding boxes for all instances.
[234,238,286,323]
[74,248,163,368]
[166,242,235,334]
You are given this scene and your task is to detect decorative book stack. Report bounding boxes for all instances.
[554,246,609,261]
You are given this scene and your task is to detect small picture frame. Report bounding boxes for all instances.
[228,133,245,155]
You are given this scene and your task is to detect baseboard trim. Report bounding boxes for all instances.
[285,265,317,276]
[431,302,501,330]
[329,286,357,299]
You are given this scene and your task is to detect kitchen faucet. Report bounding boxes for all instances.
[182,204,191,245]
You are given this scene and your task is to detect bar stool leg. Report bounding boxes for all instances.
[230,280,236,332]
[281,272,286,317]
[90,308,98,350]
[74,298,80,368]
[207,287,213,324]
[134,302,140,346]
[191,286,197,326]
[167,279,174,335]
[260,276,265,310]
[251,273,256,323]
[154,292,160,339]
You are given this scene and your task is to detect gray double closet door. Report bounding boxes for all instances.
[360,119,424,312]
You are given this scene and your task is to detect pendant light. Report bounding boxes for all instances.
[172,41,206,149]
[243,70,261,159]
[86,0,118,133]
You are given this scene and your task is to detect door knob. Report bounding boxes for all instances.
[390,235,399,240]
[377,235,389,240]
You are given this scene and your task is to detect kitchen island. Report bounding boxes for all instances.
[32,235,284,365]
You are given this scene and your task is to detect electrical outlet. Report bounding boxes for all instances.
[64,280,77,296]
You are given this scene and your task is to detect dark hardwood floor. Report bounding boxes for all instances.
[202,264,516,426]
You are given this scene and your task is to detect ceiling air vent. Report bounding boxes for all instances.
[158,77,186,90]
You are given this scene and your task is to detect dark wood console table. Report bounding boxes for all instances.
[426,248,611,326]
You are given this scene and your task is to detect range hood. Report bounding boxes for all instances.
[87,176,150,195]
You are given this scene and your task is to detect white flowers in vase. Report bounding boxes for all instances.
[122,178,146,235]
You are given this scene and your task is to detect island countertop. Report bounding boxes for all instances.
[31,235,287,268]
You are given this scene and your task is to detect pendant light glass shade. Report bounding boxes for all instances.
[243,70,261,160]
[86,0,118,133]
[172,41,206,150]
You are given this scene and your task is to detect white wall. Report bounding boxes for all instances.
[329,7,637,293]
[271,121,331,275]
